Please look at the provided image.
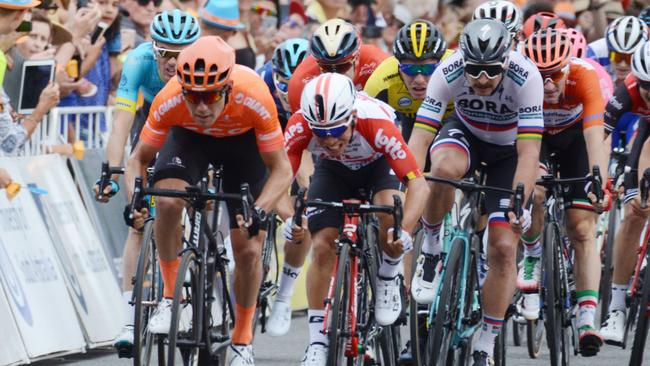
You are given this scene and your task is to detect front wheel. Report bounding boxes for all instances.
[630,253,650,366]
[526,319,544,358]
[327,244,350,366]
[542,223,564,366]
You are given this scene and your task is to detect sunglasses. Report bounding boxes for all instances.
[182,88,227,105]
[638,79,650,90]
[311,114,354,138]
[399,63,437,77]
[273,73,289,94]
[153,43,182,59]
[250,4,276,16]
[464,62,505,79]
[541,64,569,84]
[610,51,632,64]
[318,59,356,74]
[137,0,162,6]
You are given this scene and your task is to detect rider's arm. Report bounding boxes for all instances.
[256,148,293,212]
[409,64,450,170]
[125,140,158,198]
[105,109,136,179]
[284,113,311,175]
[580,67,609,181]
[604,82,633,139]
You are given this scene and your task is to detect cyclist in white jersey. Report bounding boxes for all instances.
[408,19,544,366]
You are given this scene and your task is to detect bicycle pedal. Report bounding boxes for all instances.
[115,344,134,359]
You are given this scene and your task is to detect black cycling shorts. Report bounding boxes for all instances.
[540,124,592,211]
[624,121,650,203]
[429,117,518,227]
[152,127,267,229]
[306,158,404,234]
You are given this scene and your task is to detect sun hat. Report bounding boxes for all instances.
[199,0,245,30]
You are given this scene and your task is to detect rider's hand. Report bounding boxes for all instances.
[386,228,412,258]
[588,189,611,213]
[235,211,262,238]
[630,195,650,217]
[507,208,531,234]
[123,204,148,230]
[283,216,307,244]
[93,179,119,202]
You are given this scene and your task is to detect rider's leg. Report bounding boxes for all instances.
[229,228,264,345]
[120,229,143,324]
[518,176,546,293]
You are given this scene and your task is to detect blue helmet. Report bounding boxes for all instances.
[640,6,650,26]
[150,9,201,45]
[272,38,309,79]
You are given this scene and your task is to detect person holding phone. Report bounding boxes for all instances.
[93,10,201,357]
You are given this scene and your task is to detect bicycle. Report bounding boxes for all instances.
[535,162,604,366]
[423,174,521,366]
[294,194,403,366]
[128,174,254,366]
[252,210,281,335]
[628,168,650,365]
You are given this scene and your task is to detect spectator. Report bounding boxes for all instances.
[119,0,158,47]
[246,0,279,62]
[305,0,348,23]
[199,0,257,69]
[380,4,410,52]
[0,167,12,188]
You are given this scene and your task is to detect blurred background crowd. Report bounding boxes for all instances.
[0,0,649,156]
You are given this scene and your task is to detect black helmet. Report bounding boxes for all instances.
[393,20,447,61]
[460,19,511,64]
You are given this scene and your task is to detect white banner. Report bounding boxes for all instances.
[0,160,85,358]
[15,155,123,345]
[0,282,28,366]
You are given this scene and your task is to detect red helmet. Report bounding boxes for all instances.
[524,29,572,73]
[563,28,587,58]
[523,12,566,38]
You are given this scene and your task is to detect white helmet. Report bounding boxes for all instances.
[473,0,523,36]
[310,19,360,64]
[300,73,356,128]
[632,41,650,81]
[606,16,649,53]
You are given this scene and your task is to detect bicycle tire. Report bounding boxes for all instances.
[408,230,426,366]
[600,205,620,325]
[252,217,277,336]
[428,237,464,366]
[494,322,507,366]
[526,318,544,358]
[167,250,201,366]
[629,255,650,366]
[133,220,165,366]
[212,255,233,366]
[512,317,524,347]
[327,243,351,366]
[543,223,564,366]
[456,235,481,366]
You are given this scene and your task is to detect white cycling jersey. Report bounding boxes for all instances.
[415,50,544,146]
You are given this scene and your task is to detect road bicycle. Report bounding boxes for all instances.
[295,194,403,366]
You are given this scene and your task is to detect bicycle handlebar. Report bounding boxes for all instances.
[641,168,650,209]
[425,176,515,195]
[512,183,525,220]
[98,162,125,200]
[293,187,307,228]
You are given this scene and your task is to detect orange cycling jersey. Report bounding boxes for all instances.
[543,58,604,135]
[287,44,389,113]
[140,65,284,152]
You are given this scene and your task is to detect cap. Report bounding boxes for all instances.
[199,0,245,30]
[289,0,308,23]
[0,0,41,10]
[51,21,72,45]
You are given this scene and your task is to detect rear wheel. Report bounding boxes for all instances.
[600,206,620,325]
[327,244,350,366]
[526,318,544,358]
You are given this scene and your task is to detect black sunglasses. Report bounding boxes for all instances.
[137,0,162,7]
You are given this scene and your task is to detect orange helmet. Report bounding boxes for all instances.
[524,29,572,73]
[522,12,566,38]
[176,36,235,92]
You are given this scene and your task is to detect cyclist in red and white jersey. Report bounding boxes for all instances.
[408,19,544,366]
[286,18,389,113]
[285,73,428,366]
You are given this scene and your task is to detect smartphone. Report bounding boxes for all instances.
[90,22,108,44]
[16,21,32,33]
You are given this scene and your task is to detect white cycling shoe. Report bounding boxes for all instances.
[521,293,540,320]
[228,344,255,365]
[410,254,442,304]
[300,343,327,366]
[375,276,402,326]
[148,298,173,334]
[266,298,292,337]
[601,310,626,347]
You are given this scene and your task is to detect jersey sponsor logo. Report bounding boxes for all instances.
[119,74,128,88]
[360,62,377,77]
[202,127,248,135]
[284,121,305,140]
[442,59,463,76]
[608,95,623,110]
[0,237,33,326]
[153,94,183,121]
[423,96,443,113]
[259,129,282,141]
[508,61,529,79]
[519,105,542,114]
[235,94,272,120]
[457,98,515,114]
[398,96,412,107]
[382,73,399,82]
[375,128,407,160]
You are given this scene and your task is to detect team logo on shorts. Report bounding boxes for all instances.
[169,156,184,168]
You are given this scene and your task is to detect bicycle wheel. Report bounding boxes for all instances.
[526,318,544,358]
[543,223,564,366]
[167,250,201,366]
[408,230,426,366]
[210,255,233,366]
[133,220,165,366]
[493,322,507,366]
[427,237,464,366]
[630,255,650,366]
[456,235,481,366]
[327,243,351,366]
[600,205,620,325]
[252,218,277,336]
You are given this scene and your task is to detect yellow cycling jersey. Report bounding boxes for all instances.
[364,50,455,137]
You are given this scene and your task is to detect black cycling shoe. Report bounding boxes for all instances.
[579,328,603,357]
[398,340,414,365]
[471,350,494,366]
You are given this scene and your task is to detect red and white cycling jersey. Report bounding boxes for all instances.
[284,94,422,182]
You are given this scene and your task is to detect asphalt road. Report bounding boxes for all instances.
[34,310,650,366]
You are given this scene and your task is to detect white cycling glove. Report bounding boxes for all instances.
[387,228,413,253]
[283,216,296,242]
[514,208,532,233]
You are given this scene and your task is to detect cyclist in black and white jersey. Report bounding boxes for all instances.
[408,19,544,366]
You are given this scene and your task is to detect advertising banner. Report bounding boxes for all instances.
[0,284,28,366]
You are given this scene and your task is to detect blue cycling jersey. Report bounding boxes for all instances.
[257,61,291,129]
[115,42,166,114]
